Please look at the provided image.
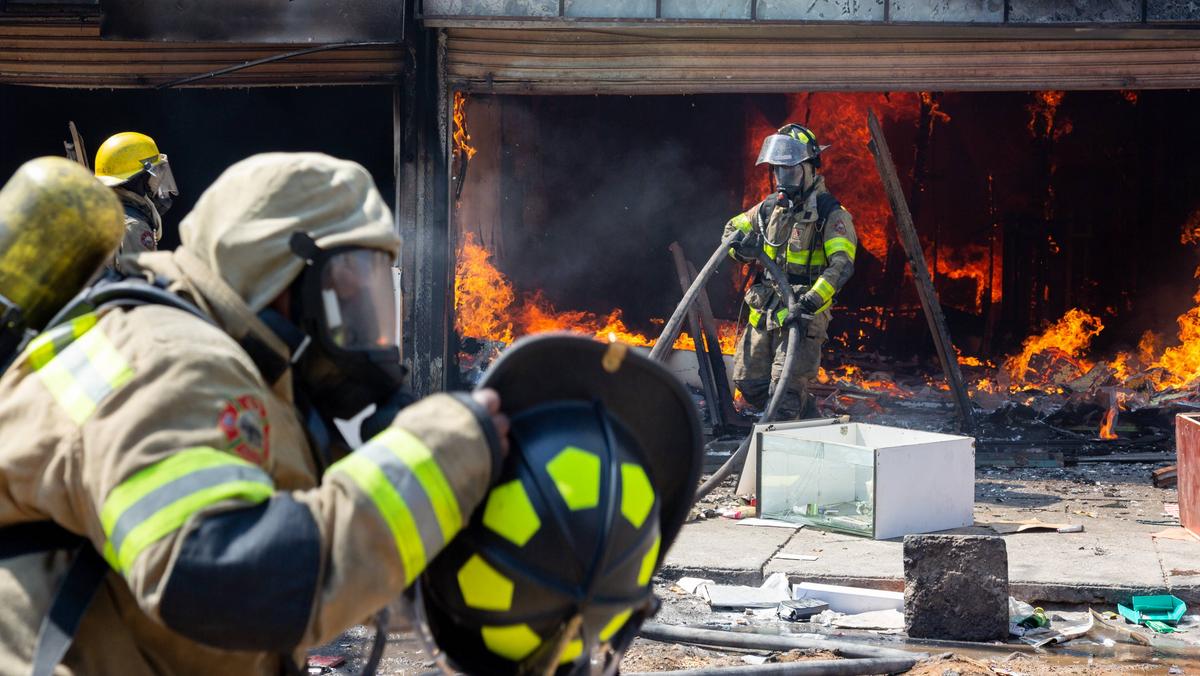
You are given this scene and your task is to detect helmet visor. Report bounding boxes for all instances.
[319,249,399,352]
[755,134,812,167]
[143,155,179,201]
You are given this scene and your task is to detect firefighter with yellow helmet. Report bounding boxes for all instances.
[0,152,511,674]
[94,131,178,272]
[0,150,701,675]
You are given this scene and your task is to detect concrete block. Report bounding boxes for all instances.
[564,0,656,18]
[890,0,1004,22]
[756,0,885,21]
[662,0,753,19]
[1008,0,1141,23]
[904,535,1008,641]
[1148,1,1200,22]
[423,0,557,16]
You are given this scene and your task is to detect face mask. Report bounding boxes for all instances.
[772,164,807,195]
[288,232,405,421]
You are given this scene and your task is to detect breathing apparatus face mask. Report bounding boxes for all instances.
[287,232,405,421]
[771,163,810,197]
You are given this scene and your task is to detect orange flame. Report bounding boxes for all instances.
[1027,91,1073,140]
[1004,309,1104,387]
[454,233,736,354]
[452,91,477,161]
[1099,406,1118,440]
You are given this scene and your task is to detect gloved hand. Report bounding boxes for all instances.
[359,387,417,441]
[791,288,824,316]
[733,231,763,259]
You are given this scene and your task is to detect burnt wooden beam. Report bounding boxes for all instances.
[399,27,451,396]
[670,242,724,433]
[867,108,976,434]
[689,259,741,430]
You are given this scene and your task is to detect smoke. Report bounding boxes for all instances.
[457,94,746,332]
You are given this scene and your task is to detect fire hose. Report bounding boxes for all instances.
[630,623,923,675]
[648,232,808,503]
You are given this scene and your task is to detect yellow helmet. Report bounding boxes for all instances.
[94,132,164,186]
[0,157,124,331]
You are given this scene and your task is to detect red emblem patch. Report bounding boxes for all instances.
[218,395,270,465]
[139,229,157,252]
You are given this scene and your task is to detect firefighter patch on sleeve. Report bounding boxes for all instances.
[219,395,270,465]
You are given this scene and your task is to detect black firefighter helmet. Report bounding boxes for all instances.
[416,333,703,675]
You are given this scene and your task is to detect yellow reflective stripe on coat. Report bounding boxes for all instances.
[823,236,857,262]
[747,307,763,329]
[763,244,778,260]
[775,307,789,325]
[28,315,134,425]
[786,248,827,266]
[100,448,273,573]
[22,313,98,370]
[812,278,837,303]
[729,213,753,234]
[328,427,464,584]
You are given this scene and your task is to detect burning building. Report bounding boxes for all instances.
[6,1,1200,447]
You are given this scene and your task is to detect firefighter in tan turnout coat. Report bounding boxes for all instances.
[0,153,506,674]
[723,124,857,419]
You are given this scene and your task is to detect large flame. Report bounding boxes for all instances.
[1004,309,1104,387]
[454,233,737,354]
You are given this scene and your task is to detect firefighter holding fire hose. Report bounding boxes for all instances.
[723,124,857,419]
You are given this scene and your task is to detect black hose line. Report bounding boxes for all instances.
[622,658,919,676]
[693,251,804,503]
[650,230,742,363]
[637,623,924,662]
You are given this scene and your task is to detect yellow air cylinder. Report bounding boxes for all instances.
[0,156,124,331]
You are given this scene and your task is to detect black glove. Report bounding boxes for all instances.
[792,289,824,316]
[733,231,763,259]
[359,387,418,441]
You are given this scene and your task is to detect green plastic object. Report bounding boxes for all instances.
[1117,595,1187,630]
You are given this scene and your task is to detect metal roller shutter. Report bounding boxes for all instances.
[441,26,1200,93]
[0,17,405,88]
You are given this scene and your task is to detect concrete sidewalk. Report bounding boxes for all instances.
[665,464,1200,606]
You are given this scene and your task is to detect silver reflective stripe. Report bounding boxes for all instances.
[357,441,445,558]
[51,339,114,407]
[106,464,272,558]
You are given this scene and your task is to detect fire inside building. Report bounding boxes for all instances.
[450,89,1200,447]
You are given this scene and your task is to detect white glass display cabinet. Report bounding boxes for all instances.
[756,421,975,539]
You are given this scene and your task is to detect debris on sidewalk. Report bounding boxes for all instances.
[1153,464,1179,488]
[980,519,1084,534]
[1117,594,1187,633]
[702,572,791,609]
[777,598,828,621]
[830,609,902,633]
[905,535,1008,641]
[774,553,819,562]
[793,581,903,614]
[735,517,802,529]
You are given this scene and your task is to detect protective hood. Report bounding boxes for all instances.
[178,152,400,313]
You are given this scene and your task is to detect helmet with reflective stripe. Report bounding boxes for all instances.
[756,123,830,169]
[415,333,703,676]
[94,132,164,186]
